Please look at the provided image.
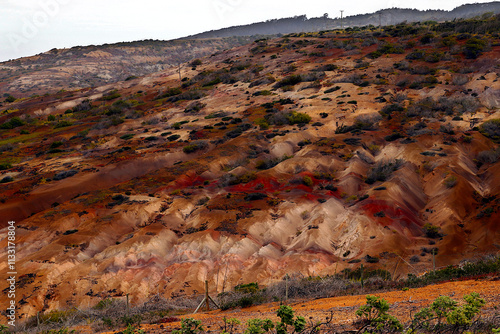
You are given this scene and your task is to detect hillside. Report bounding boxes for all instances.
[0,16,500,330]
[1,2,500,101]
[0,37,256,98]
[189,2,500,39]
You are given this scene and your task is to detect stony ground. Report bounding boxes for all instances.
[85,278,500,333]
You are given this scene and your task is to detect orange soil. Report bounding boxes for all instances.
[87,278,500,334]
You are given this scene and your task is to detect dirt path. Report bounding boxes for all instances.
[93,278,500,333]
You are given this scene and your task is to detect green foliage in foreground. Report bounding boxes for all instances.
[172,318,204,334]
[356,293,486,333]
[168,293,490,334]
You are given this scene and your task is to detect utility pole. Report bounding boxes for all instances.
[379,13,382,29]
[285,274,289,303]
[194,280,220,314]
[340,10,344,29]
[178,63,182,84]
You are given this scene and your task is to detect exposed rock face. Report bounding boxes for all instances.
[0,25,500,323]
[0,37,255,97]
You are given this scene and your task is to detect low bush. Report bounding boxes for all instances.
[0,117,24,129]
[53,170,78,181]
[366,159,404,184]
[463,37,487,59]
[0,176,14,184]
[355,295,403,333]
[384,132,404,142]
[0,162,13,170]
[423,223,441,238]
[54,121,73,129]
[443,175,458,188]
[167,90,205,102]
[183,141,208,153]
[184,101,206,113]
[479,119,500,141]
[154,87,182,100]
[101,90,121,101]
[286,111,311,125]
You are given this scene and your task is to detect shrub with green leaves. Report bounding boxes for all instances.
[443,175,458,188]
[410,293,485,331]
[221,317,241,334]
[463,37,487,59]
[122,324,144,334]
[0,163,12,171]
[275,305,306,334]
[0,117,24,129]
[355,295,403,333]
[5,95,16,103]
[365,159,404,184]
[423,223,441,238]
[287,111,311,125]
[245,319,274,334]
[480,119,500,141]
[173,318,204,334]
[183,141,208,153]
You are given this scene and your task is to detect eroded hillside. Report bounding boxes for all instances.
[0,37,255,98]
[0,20,500,323]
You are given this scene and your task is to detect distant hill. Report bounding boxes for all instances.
[2,2,499,98]
[0,37,256,97]
[188,2,500,39]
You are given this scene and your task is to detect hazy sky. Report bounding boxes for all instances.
[0,0,494,62]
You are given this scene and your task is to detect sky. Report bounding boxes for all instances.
[0,0,495,62]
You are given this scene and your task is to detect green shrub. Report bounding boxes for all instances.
[379,103,404,117]
[303,176,313,187]
[101,90,121,101]
[235,282,260,294]
[172,318,203,334]
[0,117,24,129]
[122,324,144,334]
[443,175,458,188]
[167,134,181,141]
[365,159,404,184]
[287,111,311,125]
[183,141,208,153]
[191,59,202,66]
[479,119,500,141]
[274,74,303,88]
[50,141,63,149]
[167,90,205,102]
[324,86,341,93]
[276,305,306,334]
[355,295,403,333]
[154,87,182,100]
[384,132,404,142]
[255,118,269,130]
[121,314,143,327]
[463,37,487,59]
[54,121,72,128]
[411,293,485,330]
[423,223,441,238]
[5,95,16,103]
[0,163,12,171]
[245,319,274,334]
[0,176,14,184]
[94,298,113,310]
[40,309,76,323]
[120,134,135,140]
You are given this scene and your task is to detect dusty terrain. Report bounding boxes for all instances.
[0,37,255,98]
[0,19,500,327]
[92,278,500,333]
